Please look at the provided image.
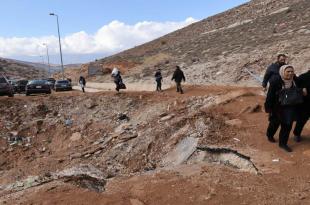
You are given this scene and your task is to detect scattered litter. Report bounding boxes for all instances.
[65,119,73,126]
[117,113,130,121]
[272,158,280,162]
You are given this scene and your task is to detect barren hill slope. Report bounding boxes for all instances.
[0,58,47,79]
[82,0,310,86]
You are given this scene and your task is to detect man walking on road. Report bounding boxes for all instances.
[171,65,186,94]
[155,68,163,92]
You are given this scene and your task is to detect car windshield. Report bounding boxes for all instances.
[47,79,55,82]
[0,77,7,83]
[18,80,28,85]
[28,80,47,84]
[56,80,69,84]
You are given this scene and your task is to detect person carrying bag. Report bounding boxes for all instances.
[264,65,306,152]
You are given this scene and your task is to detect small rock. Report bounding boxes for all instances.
[272,158,280,162]
[70,132,82,141]
[9,131,18,136]
[159,112,168,117]
[225,119,242,127]
[94,150,102,155]
[160,115,174,122]
[85,99,98,109]
[84,154,92,158]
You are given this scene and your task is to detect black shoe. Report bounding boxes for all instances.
[294,135,302,142]
[279,144,292,152]
[268,137,276,143]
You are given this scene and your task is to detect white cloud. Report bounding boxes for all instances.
[0,17,197,58]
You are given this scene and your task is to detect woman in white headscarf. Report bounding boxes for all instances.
[264,65,302,152]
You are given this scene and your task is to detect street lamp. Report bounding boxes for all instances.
[49,12,65,79]
[42,43,51,77]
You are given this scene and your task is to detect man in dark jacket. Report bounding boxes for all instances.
[262,54,287,144]
[155,68,163,91]
[293,69,310,141]
[171,66,185,94]
[262,54,287,89]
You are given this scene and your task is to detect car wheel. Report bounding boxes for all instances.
[8,93,14,97]
[26,92,30,96]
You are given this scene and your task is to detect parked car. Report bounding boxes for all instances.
[25,80,51,96]
[14,80,28,93]
[54,80,72,92]
[45,78,56,89]
[0,75,14,97]
[8,80,18,92]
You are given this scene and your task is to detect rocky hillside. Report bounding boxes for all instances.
[2,87,310,204]
[81,0,310,86]
[0,58,47,79]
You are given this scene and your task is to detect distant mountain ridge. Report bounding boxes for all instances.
[0,57,47,79]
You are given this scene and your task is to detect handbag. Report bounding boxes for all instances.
[278,82,304,106]
[119,82,126,89]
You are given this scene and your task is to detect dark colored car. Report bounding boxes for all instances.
[14,80,28,93]
[54,80,72,92]
[0,75,14,97]
[25,80,51,96]
[45,78,56,89]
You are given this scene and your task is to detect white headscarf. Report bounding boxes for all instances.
[111,67,119,76]
[279,65,294,88]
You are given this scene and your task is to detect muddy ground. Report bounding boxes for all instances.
[1,85,310,205]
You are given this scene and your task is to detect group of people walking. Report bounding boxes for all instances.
[263,54,310,152]
[154,65,186,93]
[109,65,186,93]
[78,65,186,94]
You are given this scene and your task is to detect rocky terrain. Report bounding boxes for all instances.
[76,0,310,86]
[1,87,310,204]
[2,0,310,204]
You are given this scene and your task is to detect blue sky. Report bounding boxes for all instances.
[0,0,249,64]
